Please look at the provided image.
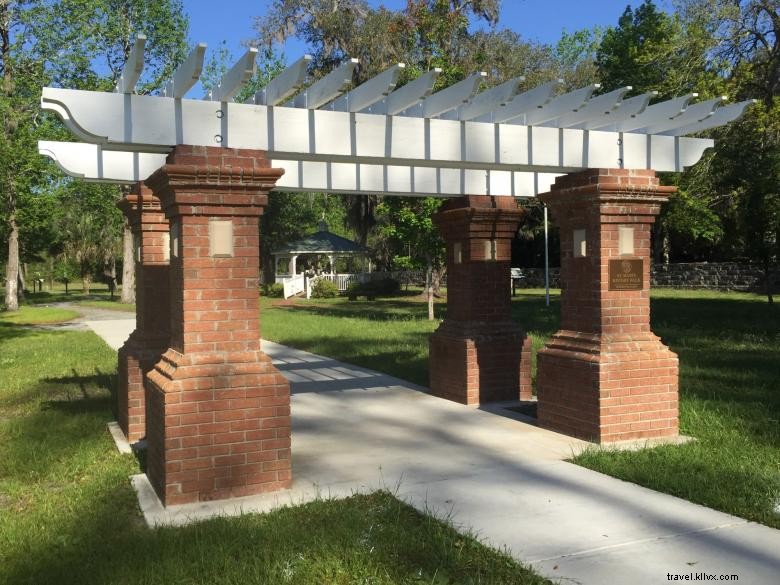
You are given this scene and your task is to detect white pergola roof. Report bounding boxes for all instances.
[38,38,754,197]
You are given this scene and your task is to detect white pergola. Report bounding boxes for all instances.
[38,36,753,195]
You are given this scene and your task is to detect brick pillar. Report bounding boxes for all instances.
[537,169,679,443]
[116,183,171,443]
[144,146,290,506]
[429,195,532,405]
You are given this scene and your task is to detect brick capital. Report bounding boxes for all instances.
[146,146,284,219]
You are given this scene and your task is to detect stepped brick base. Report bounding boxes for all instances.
[146,349,291,506]
[537,332,678,442]
[429,322,532,404]
[117,332,168,442]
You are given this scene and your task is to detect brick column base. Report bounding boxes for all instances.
[430,322,532,404]
[146,349,290,506]
[117,332,168,442]
[428,195,532,405]
[538,332,678,442]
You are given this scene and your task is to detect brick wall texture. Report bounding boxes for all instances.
[116,183,170,443]
[536,169,679,443]
[429,195,532,405]
[143,146,291,505]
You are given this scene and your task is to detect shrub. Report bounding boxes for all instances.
[310,278,339,298]
[365,277,401,296]
[347,277,400,300]
[262,283,284,298]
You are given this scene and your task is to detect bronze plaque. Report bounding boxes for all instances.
[609,259,643,291]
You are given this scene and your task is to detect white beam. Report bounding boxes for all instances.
[163,43,207,99]
[402,72,486,118]
[364,68,441,115]
[579,91,657,130]
[482,79,562,123]
[520,84,600,126]
[447,76,525,121]
[38,140,167,182]
[664,99,756,136]
[550,86,632,128]
[255,54,312,106]
[328,63,405,112]
[115,34,146,94]
[289,58,358,109]
[39,139,563,196]
[39,87,717,174]
[611,94,697,132]
[638,96,726,134]
[208,48,258,102]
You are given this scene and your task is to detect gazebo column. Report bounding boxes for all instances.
[144,146,291,506]
[328,254,336,274]
[429,195,532,405]
[291,255,298,276]
[116,182,170,443]
[537,169,679,443]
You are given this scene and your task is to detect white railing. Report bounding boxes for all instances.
[281,274,305,299]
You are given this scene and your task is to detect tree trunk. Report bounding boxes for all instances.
[4,214,20,311]
[18,262,26,301]
[81,268,91,294]
[47,256,55,290]
[426,258,434,321]
[120,222,135,303]
[764,258,774,305]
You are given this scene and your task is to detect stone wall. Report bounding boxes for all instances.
[516,262,777,292]
[650,262,778,292]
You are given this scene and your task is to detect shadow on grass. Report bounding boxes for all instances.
[274,298,448,322]
[274,331,431,387]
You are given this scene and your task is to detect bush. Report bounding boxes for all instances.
[310,278,339,298]
[262,283,284,298]
[347,277,400,300]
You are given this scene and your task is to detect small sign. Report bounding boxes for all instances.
[609,259,643,291]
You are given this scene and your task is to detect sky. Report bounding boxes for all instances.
[185,0,676,65]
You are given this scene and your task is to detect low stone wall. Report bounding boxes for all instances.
[517,262,777,292]
[651,262,778,292]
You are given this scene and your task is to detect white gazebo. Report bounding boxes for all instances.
[273,220,370,297]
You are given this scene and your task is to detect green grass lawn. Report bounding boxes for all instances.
[261,288,780,529]
[0,306,549,585]
[0,305,79,324]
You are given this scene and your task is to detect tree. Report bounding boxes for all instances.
[58,208,110,294]
[1,1,188,310]
[674,0,779,301]
[376,197,444,320]
[554,27,603,87]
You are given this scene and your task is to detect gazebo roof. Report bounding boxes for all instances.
[272,221,369,255]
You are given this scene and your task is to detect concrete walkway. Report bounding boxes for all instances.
[86,315,780,585]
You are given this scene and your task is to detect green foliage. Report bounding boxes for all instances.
[262,282,285,298]
[347,277,401,300]
[200,41,285,102]
[310,278,339,298]
[1,1,188,311]
[596,0,723,98]
[377,197,444,270]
